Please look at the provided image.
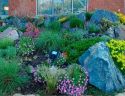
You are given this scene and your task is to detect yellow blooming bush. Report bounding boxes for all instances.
[115,12,125,24]
[107,39,125,71]
[58,16,69,23]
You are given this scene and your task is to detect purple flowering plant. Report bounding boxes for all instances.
[57,64,88,96]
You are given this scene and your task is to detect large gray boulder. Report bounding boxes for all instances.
[115,25,125,40]
[90,9,119,24]
[105,27,116,38]
[79,42,125,93]
[105,25,125,40]
[0,27,19,41]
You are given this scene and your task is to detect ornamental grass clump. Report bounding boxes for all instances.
[57,64,88,96]
[48,21,61,31]
[38,65,66,94]
[70,17,83,28]
[35,31,64,52]
[0,58,29,94]
[107,39,125,73]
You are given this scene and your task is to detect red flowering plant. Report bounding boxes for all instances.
[57,64,88,96]
[24,22,40,38]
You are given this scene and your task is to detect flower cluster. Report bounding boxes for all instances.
[24,22,40,38]
[57,68,88,96]
[30,65,42,83]
[107,39,125,70]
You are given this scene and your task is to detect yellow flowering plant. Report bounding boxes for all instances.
[58,16,69,23]
[115,12,125,24]
[107,39,125,72]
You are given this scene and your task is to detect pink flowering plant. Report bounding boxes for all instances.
[57,64,88,96]
[24,22,40,38]
[29,65,42,83]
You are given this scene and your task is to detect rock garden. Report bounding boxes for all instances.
[0,9,125,96]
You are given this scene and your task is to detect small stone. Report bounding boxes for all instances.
[13,94,40,96]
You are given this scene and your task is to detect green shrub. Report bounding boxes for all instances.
[0,58,28,94]
[60,31,84,50]
[36,30,85,52]
[66,64,86,86]
[85,12,93,21]
[35,31,63,52]
[62,31,83,41]
[49,21,61,31]
[64,37,102,63]
[88,23,100,33]
[0,46,17,59]
[71,31,84,40]
[18,37,35,56]
[0,38,14,49]
[70,17,83,28]
[38,65,66,94]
